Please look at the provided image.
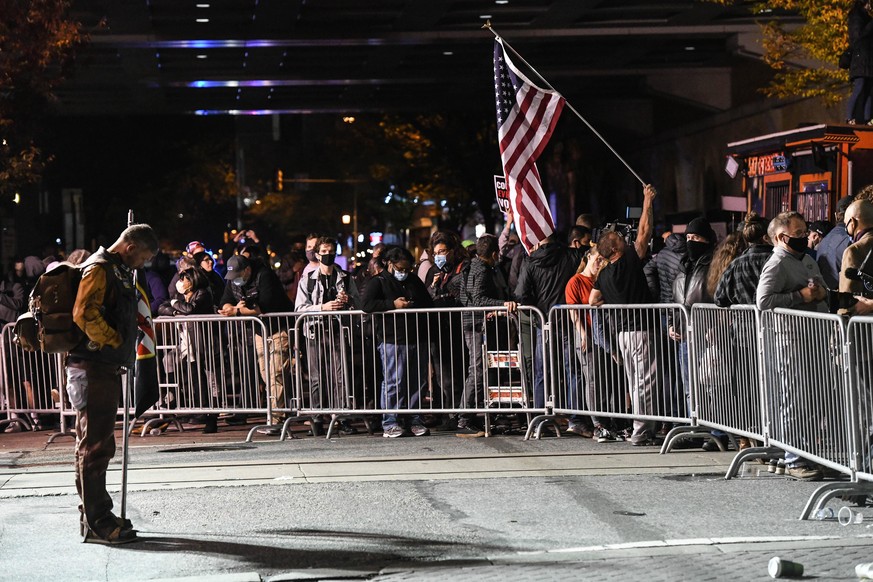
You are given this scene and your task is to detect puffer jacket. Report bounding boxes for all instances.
[514,242,583,315]
[656,233,686,303]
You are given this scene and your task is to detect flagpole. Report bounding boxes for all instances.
[483,21,647,187]
[120,209,134,521]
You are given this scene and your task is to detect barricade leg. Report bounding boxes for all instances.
[723,446,784,479]
[799,482,873,520]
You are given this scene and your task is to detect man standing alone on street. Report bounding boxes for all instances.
[69,223,158,544]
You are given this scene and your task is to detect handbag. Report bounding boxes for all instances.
[839,47,852,70]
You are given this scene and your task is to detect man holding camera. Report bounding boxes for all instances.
[840,199,873,314]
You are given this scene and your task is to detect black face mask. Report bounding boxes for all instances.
[305,250,317,263]
[686,240,712,262]
[784,235,808,254]
[318,253,336,267]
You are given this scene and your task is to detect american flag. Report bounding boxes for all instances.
[133,278,159,418]
[494,39,565,252]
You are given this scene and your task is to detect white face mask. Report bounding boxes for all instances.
[393,271,408,282]
[232,277,245,287]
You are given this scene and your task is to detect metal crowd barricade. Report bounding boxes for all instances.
[759,309,858,519]
[811,315,873,515]
[546,303,692,442]
[688,305,782,472]
[292,306,546,438]
[0,322,70,440]
[150,315,272,440]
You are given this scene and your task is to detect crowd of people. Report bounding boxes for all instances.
[3,185,873,480]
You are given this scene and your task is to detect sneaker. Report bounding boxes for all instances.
[593,426,616,443]
[615,428,631,442]
[566,425,593,438]
[630,431,655,446]
[456,424,486,438]
[775,460,786,475]
[256,426,281,436]
[337,420,359,435]
[786,465,823,481]
[410,424,430,437]
[631,437,655,446]
[702,435,729,452]
[383,425,404,438]
[434,416,459,431]
[768,459,779,473]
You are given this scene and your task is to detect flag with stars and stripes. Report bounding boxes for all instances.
[133,277,159,418]
[494,38,565,252]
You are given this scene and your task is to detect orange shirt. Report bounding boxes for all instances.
[565,273,594,305]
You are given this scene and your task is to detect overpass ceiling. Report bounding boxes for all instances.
[57,0,795,116]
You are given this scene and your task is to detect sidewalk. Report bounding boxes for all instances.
[2,418,872,581]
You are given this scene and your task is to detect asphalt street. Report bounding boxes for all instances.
[1,419,872,581]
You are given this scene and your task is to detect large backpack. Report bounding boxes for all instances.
[14,262,84,353]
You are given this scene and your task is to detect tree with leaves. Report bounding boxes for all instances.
[0,0,83,206]
[708,0,853,104]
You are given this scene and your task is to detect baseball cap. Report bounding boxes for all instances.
[224,255,250,280]
[186,240,206,255]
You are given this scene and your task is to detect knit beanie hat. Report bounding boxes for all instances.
[685,217,716,243]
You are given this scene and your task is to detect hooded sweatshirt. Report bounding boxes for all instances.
[514,242,584,316]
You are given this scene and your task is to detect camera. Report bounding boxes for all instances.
[827,289,859,313]
[845,267,873,295]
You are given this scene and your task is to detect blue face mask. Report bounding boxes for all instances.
[433,255,447,269]
[393,271,409,282]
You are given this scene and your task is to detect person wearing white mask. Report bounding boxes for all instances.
[423,231,467,428]
[361,246,433,438]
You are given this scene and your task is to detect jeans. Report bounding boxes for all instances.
[848,76,873,122]
[679,339,725,437]
[563,341,586,427]
[459,329,485,421]
[579,343,620,428]
[533,327,544,408]
[378,342,425,430]
[678,341,692,417]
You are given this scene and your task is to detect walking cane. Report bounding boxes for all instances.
[120,209,134,520]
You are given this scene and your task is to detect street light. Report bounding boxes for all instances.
[341,214,351,225]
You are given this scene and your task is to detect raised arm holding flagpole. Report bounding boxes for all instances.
[487,22,650,254]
